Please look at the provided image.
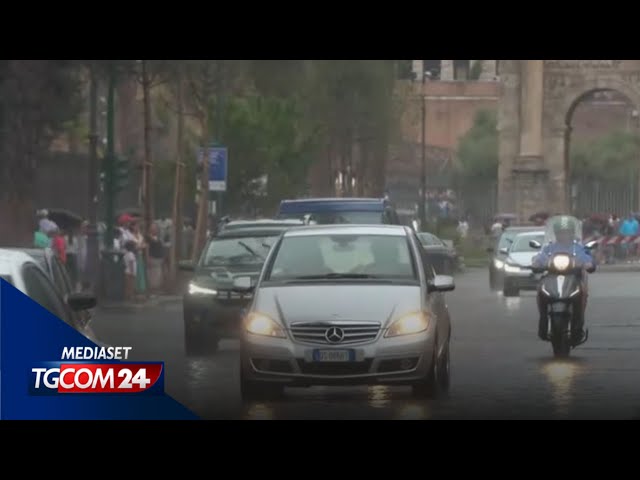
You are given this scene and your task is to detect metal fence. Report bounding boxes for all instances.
[571,178,638,216]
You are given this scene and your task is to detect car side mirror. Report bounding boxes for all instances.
[529,240,542,249]
[233,276,254,292]
[499,247,509,255]
[428,275,455,293]
[67,292,97,312]
[585,240,598,250]
[179,260,195,271]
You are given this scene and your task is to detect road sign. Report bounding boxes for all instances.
[198,146,228,192]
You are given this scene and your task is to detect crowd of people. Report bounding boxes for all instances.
[32,209,201,301]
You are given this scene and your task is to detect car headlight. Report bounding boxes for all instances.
[385,312,430,338]
[188,282,218,296]
[245,312,286,338]
[552,254,571,271]
[494,259,504,269]
[503,264,521,273]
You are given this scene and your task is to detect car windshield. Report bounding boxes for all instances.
[417,232,443,246]
[510,234,545,252]
[267,234,416,281]
[201,235,278,267]
[498,231,520,249]
[280,211,384,224]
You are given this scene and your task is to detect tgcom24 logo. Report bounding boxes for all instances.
[28,346,165,395]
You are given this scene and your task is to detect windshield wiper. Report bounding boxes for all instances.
[291,273,380,280]
[238,241,264,260]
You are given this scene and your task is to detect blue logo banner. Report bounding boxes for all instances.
[0,280,199,420]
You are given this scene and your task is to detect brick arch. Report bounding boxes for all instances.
[551,78,640,130]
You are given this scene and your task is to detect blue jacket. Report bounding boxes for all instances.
[532,241,595,268]
[619,219,639,236]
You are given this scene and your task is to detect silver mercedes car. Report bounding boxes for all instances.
[232,224,455,401]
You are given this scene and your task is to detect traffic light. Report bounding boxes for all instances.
[101,154,130,194]
[113,157,130,193]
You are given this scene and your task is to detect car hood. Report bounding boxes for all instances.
[253,284,421,328]
[192,264,262,288]
[507,251,537,266]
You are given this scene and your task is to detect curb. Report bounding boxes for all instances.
[597,264,640,273]
[98,295,182,311]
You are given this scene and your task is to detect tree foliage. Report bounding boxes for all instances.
[0,60,84,244]
[456,109,498,183]
[570,130,640,182]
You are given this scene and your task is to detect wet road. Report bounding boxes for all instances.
[93,269,640,419]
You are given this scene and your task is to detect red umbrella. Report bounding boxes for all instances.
[118,213,134,226]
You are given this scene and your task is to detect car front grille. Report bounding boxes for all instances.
[298,359,373,376]
[289,322,381,345]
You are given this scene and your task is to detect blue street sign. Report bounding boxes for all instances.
[198,146,228,192]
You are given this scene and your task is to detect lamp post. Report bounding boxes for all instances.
[86,62,100,291]
[418,70,432,231]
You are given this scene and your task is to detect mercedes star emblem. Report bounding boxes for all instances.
[325,327,345,344]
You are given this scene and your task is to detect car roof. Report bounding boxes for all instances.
[511,230,545,238]
[283,224,409,237]
[281,197,385,204]
[224,219,304,228]
[504,225,540,232]
[7,247,50,258]
[278,198,388,214]
[0,249,37,274]
[217,226,300,238]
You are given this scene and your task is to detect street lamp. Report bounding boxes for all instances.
[418,70,432,231]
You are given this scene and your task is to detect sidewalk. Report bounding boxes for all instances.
[98,294,182,311]
[597,261,640,273]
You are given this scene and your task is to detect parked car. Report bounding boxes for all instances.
[416,232,460,275]
[236,224,455,401]
[487,225,541,291]
[277,197,401,225]
[501,230,546,297]
[179,219,305,355]
[0,249,98,341]
[9,247,95,333]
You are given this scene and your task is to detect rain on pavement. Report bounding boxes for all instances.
[92,269,640,420]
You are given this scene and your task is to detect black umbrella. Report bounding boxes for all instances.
[46,208,84,231]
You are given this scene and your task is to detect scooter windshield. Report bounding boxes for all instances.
[543,215,583,246]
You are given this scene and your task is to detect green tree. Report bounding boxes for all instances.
[0,60,84,245]
[456,109,498,182]
[223,95,319,212]
[570,130,640,182]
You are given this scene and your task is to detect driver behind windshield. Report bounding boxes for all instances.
[532,216,596,343]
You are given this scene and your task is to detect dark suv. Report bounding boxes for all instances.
[487,226,541,291]
[179,219,304,355]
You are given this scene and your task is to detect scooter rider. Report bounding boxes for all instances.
[532,216,596,342]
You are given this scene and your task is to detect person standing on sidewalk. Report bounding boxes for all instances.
[123,241,137,301]
[129,221,148,299]
[146,222,165,294]
[50,227,67,265]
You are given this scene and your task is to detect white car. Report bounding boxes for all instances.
[501,231,546,297]
[0,249,98,340]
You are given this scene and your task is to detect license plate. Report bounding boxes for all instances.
[312,349,354,362]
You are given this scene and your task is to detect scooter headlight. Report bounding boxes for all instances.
[551,254,571,271]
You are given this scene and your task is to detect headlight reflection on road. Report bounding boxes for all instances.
[368,385,391,409]
[393,403,430,420]
[244,402,274,420]
[503,297,521,313]
[541,360,583,417]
